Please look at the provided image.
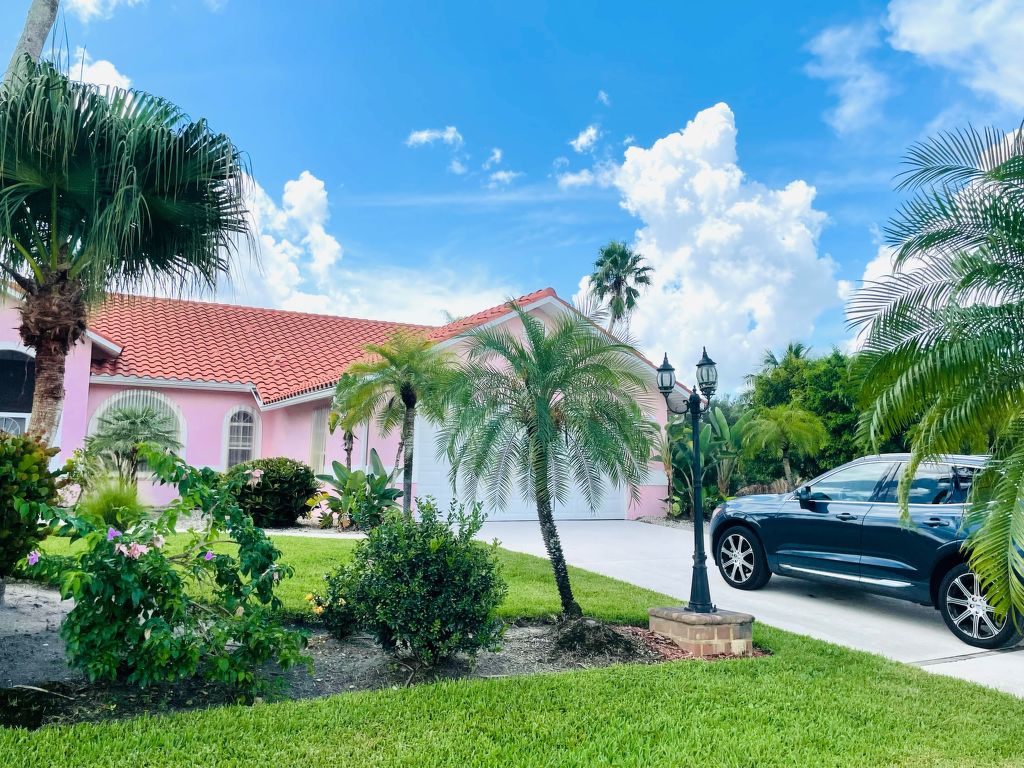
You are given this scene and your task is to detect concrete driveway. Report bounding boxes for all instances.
[478,519,1024,697]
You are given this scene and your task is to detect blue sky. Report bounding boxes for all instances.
[3,0,1022,388]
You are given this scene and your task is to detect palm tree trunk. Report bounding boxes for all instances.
[4,0,57,84]
[400,405,415,515]
[343,430,353,471]
[782,453,795,491]
[26,338,67,446]
[533,441,582,617]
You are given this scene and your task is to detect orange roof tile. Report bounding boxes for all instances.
[88,289,559,404]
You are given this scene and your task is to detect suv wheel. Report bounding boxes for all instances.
[938,564,1022,649]
[716,527,771,590]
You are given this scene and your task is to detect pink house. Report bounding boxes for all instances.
[0,287,669,520]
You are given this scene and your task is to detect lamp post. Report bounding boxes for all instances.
[656,348,718,614]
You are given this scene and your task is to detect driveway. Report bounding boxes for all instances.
[478,519,1024,697]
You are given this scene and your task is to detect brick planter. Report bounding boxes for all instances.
[648,606,755,658]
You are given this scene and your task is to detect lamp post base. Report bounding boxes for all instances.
[648,606,755,658]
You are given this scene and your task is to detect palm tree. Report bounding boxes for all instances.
[85,405,182,486]
[0,59,249,444]
[332,332,453,515]
[743,404,826,490]
[329,373,362,470]
[588,241,652,331]
[849,124,1024,618]
[440,302,656,617]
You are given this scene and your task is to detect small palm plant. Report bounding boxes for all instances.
[328,373,362,470]
[850,124,1024,618]
[85,405,181,486]
[588,241,653,331]
[439,302,656,617]
[331,332,453,515]
[743,404,826,490]
[0,59,249,444]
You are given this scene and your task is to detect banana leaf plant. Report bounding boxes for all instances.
[307,449,402,530]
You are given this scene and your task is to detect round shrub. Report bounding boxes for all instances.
[318,497,507,667]
[0,433,58,583]
[225,457,319,528]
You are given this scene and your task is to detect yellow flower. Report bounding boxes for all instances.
[313,605,324,615]
[304,593,314,602]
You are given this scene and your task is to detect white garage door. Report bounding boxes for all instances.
[412,417,627,521]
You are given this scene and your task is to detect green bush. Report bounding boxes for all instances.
[226,457,319,528]
[0,433,58,586]
[307,566,360,639]
[75,478,145,528]
[308,450,402,530]
[317,498,506,667]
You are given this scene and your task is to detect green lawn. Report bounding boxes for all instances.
[7,534,1024,767]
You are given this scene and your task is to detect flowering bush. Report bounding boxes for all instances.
[225,457,319,528]
[0,433,58,603]
[312,498,506,667]
[26,451,308,695]
[306,568,360,639]
[307,450,401,530]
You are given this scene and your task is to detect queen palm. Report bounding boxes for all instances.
[332,332,453,515]
[440,302,656,617]
[743,404,826,490]
[849,124,1024,618]
[589,241,652,331]
[0,59,249,444]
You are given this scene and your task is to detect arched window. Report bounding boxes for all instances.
[0,349,34,435]
[88,389,185,448]
[224,407,259,468]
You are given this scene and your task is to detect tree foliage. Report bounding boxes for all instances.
[588,240,652,330]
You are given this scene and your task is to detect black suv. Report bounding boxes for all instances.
[709,453,1021,648]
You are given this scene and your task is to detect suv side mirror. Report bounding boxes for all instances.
[796,485,814,510]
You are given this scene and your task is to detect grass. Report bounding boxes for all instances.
[8,533,1024,767]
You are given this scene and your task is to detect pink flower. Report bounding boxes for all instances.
[247,468,264,487]
[204,550,215,561]
[107,527,122,542]
[128,542,150,559]
[114,543,130,557]
[27,550,40,566]
[152,535,165,549]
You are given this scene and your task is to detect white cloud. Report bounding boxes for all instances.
[231,172,514,325]
[405,126,463,147]
[806,22,890,134]
[557,169,595,189]
[65,0,142,21]
[569,124,600,153]
[487,170,522,188]
[69,47,131,90]
[448,158,468,175]
[887,0,1024,110]
[610,103,840,390]
[597,90,611,106]
[623,135,636,146]
[552,156,570,169]
[483,148,503,169]
[838,245,896,301]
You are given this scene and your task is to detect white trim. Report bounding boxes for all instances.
[260,387,333,411]
[222,405,261,469]
[91,374,258,397]
[85,331,122,357]
[88,389,189,449]
[0,341,34,358]
[778,564,912,589]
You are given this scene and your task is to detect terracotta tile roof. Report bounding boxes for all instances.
[87,288,560,405]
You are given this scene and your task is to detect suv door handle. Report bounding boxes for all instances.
[835,512,858,521]
[923,518,950,528]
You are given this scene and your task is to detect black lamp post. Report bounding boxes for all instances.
[656,347,718,614]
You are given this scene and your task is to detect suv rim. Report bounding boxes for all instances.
[946,572,1004,640]
[722,533,755,584]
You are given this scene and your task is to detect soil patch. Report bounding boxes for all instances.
[1,583,764,730]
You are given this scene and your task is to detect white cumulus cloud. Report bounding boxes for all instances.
[448,158,468,175]
[483,148,503,169]
[570,124,600,153]
[65,0,142,22]
[610,103,840,390]
[806,22,890,134]
[597,90,611,106]
[231,172,514,325]
[69,48,131,90]
[405,126,463,147]
[487,170,522,188]
[557,169,595,189]
[887,0,1024,110]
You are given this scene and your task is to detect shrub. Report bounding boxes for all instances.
[317,498,506,667]
[75,478,145,528]
[0,433,58,601]
[85,405,181,485]
[226,457,319,528]
[27,451,309,696]
[308,449,401,530]
[307,566,360,639]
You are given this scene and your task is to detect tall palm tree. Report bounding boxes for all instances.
[439,302,656,617]
[328,373,362,470]
[849,124,1024,618]
[588,240,652,331]
[332,332,453,515]
[85,405,181,486]
[743,404,826,490]
[0,59,249,444]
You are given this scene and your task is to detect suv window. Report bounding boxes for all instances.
[877,462,973,504]
[808,462,892,502]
